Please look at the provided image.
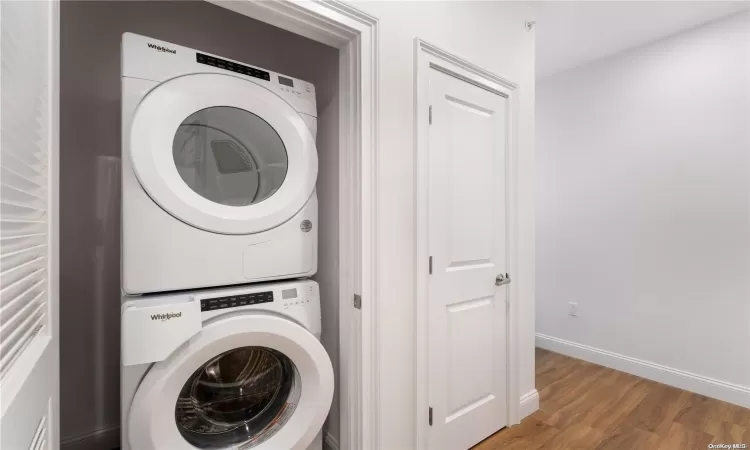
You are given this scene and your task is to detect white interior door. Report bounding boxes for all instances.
[0,1,60,449]
[427,67,508,450]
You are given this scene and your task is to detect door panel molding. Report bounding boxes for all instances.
[414,37,521,450]
[430,63,510,99]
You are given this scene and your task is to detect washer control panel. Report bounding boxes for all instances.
[282,283,315,309]
[200,291,273,312]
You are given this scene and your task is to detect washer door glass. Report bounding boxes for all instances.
[173,107,288,207]
[175,346,301,449]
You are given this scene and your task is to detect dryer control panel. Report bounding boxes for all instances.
[196,53,270,82]
[121,33,317,118]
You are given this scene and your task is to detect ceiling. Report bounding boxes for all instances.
[536,1,750,78]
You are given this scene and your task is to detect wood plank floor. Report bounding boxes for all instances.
[474,348,750,450]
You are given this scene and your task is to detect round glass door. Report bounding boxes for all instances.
[126,313,334,450]
[175,347,301,449]
[173,107,288,207]
[128,73,318,234]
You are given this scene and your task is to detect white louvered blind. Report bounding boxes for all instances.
[0,2,58,449]
[0,1,50,379]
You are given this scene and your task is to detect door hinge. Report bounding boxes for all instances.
[429,105,433,124]
[429,256,433,274]
[429,407,433,426]
[353,294,361,309]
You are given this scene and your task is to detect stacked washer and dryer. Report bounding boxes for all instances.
[120,33,334,450]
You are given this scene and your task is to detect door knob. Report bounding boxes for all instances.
[495,273,511,286]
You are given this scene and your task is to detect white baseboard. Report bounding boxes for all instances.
[536,333,750,409]
[323,431,339,450]
[519,389,539,420]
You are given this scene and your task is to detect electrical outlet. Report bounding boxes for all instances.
[568,301,578,317]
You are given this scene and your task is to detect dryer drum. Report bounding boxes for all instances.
[175,346,301,448]
[172,106,289,208]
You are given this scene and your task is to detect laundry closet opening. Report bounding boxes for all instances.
[60,2,343,449]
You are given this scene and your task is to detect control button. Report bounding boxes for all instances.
[306,87,311,92]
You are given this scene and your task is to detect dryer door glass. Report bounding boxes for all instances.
[175,346,301,448]
[173,107,288,207]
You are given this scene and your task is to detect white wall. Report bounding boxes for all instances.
[535,1,750,78]
[537,11,750,405]
[355,2,537,448]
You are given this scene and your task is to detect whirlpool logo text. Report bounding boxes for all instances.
[147,43,176,54]
[150,312,182,322]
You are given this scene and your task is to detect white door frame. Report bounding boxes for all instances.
[204,2,380,449]
[413,38,521,450]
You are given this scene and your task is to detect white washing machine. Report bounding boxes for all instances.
[121,279,333,450]
[121,33,319,294]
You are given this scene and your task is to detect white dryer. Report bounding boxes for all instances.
[121,279,333,450]
[121,33,319,294]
